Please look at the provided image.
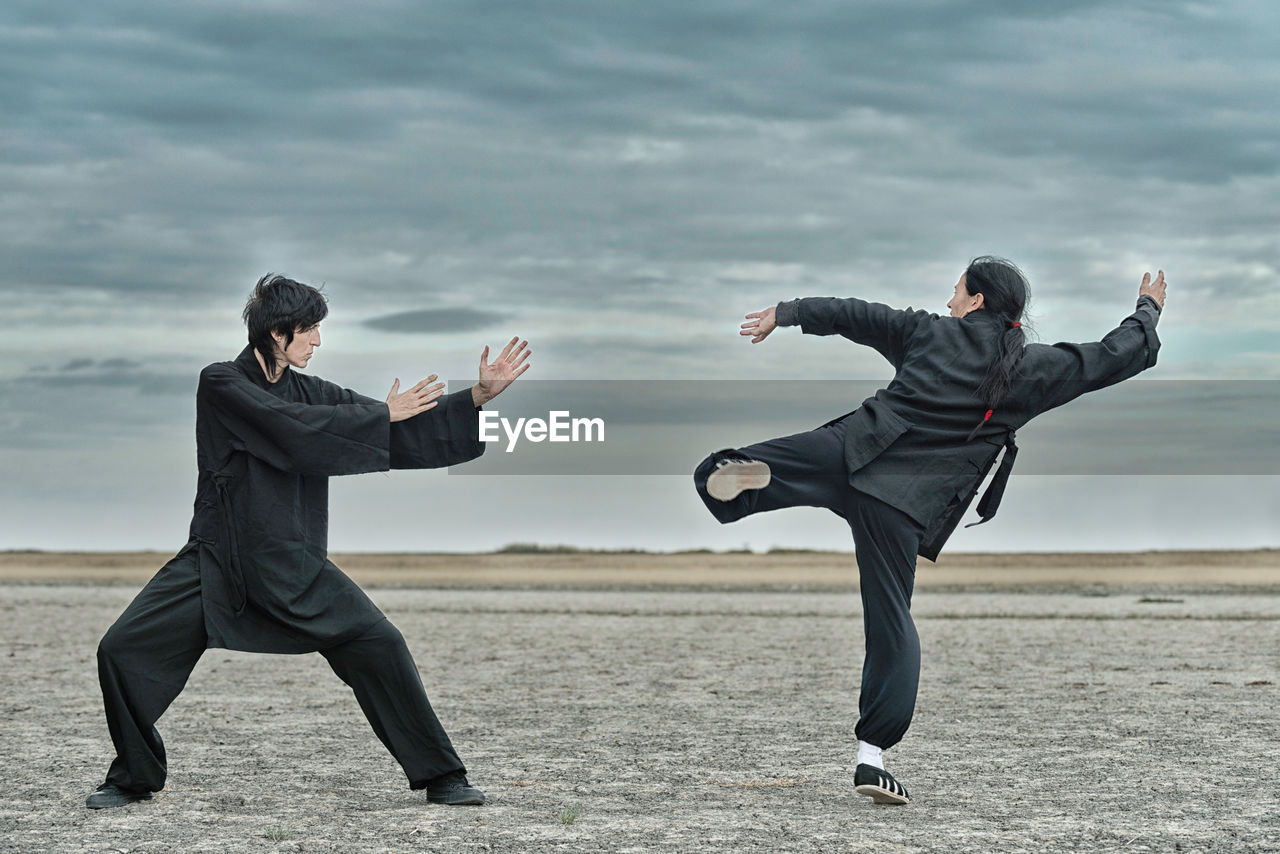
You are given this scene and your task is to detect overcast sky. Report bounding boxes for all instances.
[2,0,1277,553]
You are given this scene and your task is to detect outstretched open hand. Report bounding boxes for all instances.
[741,306,778,344]
[474,336,531,406]
[386,375,445,422]
[1139,270,1168,309]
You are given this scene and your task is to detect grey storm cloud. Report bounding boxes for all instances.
[17,361,191,396]
[362,308,506,334]
[2,0,1278,549]
[99,357,144,370]
[3,0,1277,303]
[2,0,1276,342]
[54,357,142,372]
[0,363,194,451]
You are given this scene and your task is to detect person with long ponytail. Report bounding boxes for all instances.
[693,258,1166,805]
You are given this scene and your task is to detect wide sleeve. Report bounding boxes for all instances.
[1022,296,1162,415]
[308,379,485,470]
[776,297,934,369]
[387,388,486,469]
[199,364,390,476]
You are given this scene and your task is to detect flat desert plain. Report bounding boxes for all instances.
[1,551,1278,853]
[4,548,1279,589]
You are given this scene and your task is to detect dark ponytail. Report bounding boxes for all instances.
[964,256,1030,408]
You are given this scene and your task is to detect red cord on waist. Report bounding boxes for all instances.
[967,410,994,442]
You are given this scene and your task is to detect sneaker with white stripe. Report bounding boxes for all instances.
[854,763,911,805]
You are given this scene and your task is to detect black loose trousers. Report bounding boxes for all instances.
[97,544,465,794]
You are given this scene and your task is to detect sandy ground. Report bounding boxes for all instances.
[3,549,1279,590]
[2,578,1278,853]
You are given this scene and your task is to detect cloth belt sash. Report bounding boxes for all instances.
[963,431,1018,530]
[212,472,248,615]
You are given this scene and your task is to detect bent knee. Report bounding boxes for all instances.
[357,618,409,650]
[97,627,127,663]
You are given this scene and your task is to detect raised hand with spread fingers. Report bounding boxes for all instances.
[473,336,532,406]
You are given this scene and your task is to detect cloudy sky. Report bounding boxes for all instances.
[2,0,1277,553]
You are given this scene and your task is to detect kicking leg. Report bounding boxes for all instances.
[693,420,849,523]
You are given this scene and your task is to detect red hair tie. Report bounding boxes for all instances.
[1010,320,1022,328]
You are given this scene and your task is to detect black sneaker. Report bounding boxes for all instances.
[426,771,486,806]
[854,763,910,805]
[85,783,153,810]
[706,459,771,501]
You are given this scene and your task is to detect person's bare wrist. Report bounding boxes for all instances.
[471,384,490,407]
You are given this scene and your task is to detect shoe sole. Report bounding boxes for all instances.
[427,791,486,806]
[85,792,152,810]
[855,783,910,805]
[706,461,771,501]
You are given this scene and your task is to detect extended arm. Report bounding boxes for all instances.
[1025,272,1166,414]
[743,297,933,368]
[329,382,480,470]
[200,364,390,476]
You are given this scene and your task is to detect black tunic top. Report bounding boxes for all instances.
[185,346,484,653]
[776,296,1162,559]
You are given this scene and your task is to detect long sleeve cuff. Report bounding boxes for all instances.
[1132,295,1162,369]
[775,299,801,327]
[388,388,485,469]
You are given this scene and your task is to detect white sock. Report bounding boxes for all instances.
[857,741,884,770]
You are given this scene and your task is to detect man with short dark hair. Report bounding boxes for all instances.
[87,274,530,809]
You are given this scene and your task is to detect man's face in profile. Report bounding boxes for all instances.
[272,323,321,370]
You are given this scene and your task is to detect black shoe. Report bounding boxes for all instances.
[426,771,486,806]
[854,763,910,805]
[85,783,153,810]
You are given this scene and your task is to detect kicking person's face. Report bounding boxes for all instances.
[271,323,322,370]
[947,274,984,318]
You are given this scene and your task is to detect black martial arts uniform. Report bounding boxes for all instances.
[695,295,1162,750]
[97,346,485,795]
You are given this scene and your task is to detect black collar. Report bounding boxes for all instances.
[234,345,289,389]
[961,308,1004,325]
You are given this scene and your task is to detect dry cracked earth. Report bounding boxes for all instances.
[2,584,1278,853]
